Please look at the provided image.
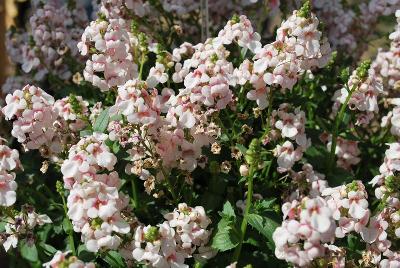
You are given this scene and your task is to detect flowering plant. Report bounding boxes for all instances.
[3,0,400,267]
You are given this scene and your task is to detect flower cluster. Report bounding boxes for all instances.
[132,203,213,267]
[274,179,375,267]
[2,85,88,158]
[61,133,130,252]
[78,15,138,91]
[273,196,336,266]
[321,134,361,171]
[271,104,310,172]
[372,10,400,91]
[0,140,21,207]
[313,0,400,55]
[333,63,384,126]
[1,205,52,252]
[2,85,60,154]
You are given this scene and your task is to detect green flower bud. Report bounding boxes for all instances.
[231,14,240,24]
[245,139,261,166]
[298,0,311,18]
[356,60,371,79]
[144,226,160,242]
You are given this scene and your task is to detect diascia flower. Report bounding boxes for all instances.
[2,85,61,154]
[61,133,130,252]
[132,203,212,268]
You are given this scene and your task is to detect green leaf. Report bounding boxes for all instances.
[235,143,247,155]
[78,244,96,262]
[254,199,276,212]
[38,243,57,256]
[104,251,126,268]
[63,217,72,233]
[110,114,123,121]
[80,129,93,137]
[220,134,230,142]
[93,108,110,133]
[211,226,240,251]
[221,201,236,219]
[330,167,353,186]
[112,141,120,154]
[20,240,38,262]
[246,214,279,248]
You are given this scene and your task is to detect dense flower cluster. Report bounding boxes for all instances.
[2,85,60,154]
[78,16,138,91]
[61,133,131,252]
[2,85,88,158]
[132,203,212,267]
[313,0,400,54]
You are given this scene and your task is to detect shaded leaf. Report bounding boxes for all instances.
[20,241,38,262]
[93,108,110,133]
[247,214,279,248]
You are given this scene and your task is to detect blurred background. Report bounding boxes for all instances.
[0,0,30,87]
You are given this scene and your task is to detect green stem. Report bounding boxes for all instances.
[131,176,139,209]
[327,87,354,175]
[232,165,255,263]
[59,192,76,256]
[138,53,146,80]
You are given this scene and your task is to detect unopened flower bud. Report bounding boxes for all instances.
[240,164,249,176]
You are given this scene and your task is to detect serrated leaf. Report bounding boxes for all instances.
[93,108,110,133]
[211,228,240,251]
[104,250,126,268]
[222,201,236,218]
[254,199,276,212]
[20,240,38,262]
[246,214,279,247]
